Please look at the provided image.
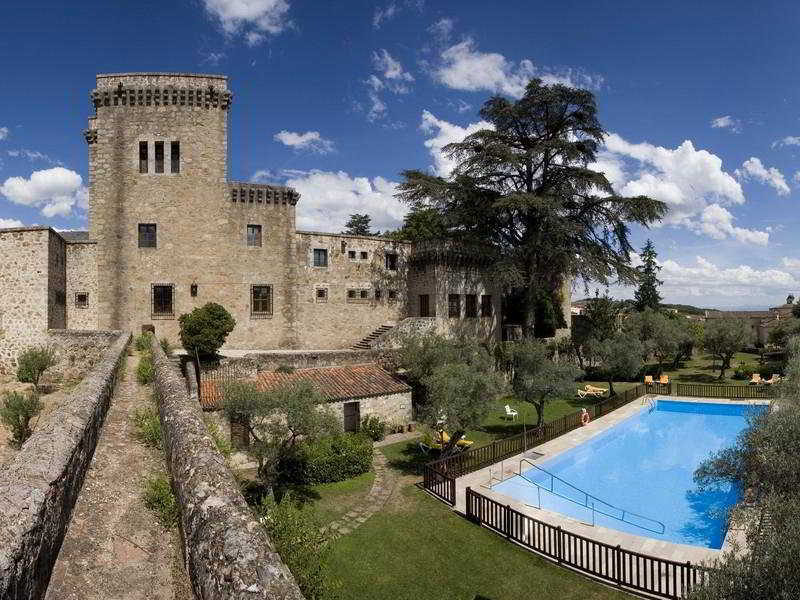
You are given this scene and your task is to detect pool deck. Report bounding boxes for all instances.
[454,395,770,566]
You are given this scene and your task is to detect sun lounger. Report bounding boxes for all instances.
[644,375,653,385]
[749,373,762,385]
[659,375,669,385]
[578,385,607,398]
[764,374,781,385]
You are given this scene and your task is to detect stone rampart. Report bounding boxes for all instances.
[0,331,128,599]
[150,337,303,599]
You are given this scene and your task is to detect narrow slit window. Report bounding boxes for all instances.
[139,141,148,173]
[170,141,180,173]
[154,141,164,173]
[419,294,430,317]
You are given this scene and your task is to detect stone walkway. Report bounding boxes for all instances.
[45,353,192,600]
[321,447,400,538]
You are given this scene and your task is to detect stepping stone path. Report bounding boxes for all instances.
[320,447,398,539]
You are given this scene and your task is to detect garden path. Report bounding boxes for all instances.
[45,353,192,600]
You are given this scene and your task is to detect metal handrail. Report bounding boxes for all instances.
[518,458,666,535]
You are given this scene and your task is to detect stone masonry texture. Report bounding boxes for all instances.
[0,331,128,600]
[149,335,304,599]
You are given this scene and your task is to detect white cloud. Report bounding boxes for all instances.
[363,50,414,123]
[201,51,226,66]
[0,218,24,229]
[434,37,602,98]
[372,49,414,90]
[202,0,290,44]
[273,130,334,154]
[366,89,387,122]
[781,257,800,271]
[373,3,398,28]
[253,169,408,232]
[690,203,769,246]
[420,110,491,177]
[7,149,61,165]
[734,157,790,195]
[0,127,8,141]
[0,167,88,218]
[710,115,741,133]
[772,136,800,148]
[428,17,453,42]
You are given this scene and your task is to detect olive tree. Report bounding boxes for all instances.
[703,318,753,379]
[584,331,643,395]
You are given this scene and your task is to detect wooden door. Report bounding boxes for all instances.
[344,401,361,432]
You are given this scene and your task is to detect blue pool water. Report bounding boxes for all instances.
[492,399,765,548]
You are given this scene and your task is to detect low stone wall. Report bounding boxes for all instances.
[150,337,304,599]
[215,347,399,375]
[46,329,119,382]
[0,330,128,600]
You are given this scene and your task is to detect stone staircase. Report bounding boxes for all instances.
[351,324,395,350]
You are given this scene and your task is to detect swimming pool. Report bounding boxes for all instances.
[492,399,765,549]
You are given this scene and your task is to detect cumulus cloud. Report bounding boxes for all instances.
[434,37,602,98]
[710,115,741,133]
[253,169,407,232]
[772,136,800,148]
[202,0,290,45]
[0,218,24,229]
[690,204,769,246]
[420,110,491,177]
[0,167,88,218]
[735,157,790,195]
[0,127,8,141]
[273,130,334,154]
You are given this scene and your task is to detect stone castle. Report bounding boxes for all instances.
[0,72,570,371]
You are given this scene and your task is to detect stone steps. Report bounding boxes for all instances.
[351,324,394,350]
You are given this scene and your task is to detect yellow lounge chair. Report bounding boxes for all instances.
[750,373,762,385]
[764,374,781,385]
[578,385,607,398]
[431,431,474,450]
[659,375,669,385]
[644,375,653,385]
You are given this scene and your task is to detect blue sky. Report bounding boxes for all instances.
[1,0,800,309]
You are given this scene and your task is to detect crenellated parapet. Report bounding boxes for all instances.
[91,73,232,112]
[227,181,300,205]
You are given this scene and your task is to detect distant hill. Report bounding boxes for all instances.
[573,298,712,315]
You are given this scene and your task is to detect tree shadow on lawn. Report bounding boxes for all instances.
[382,442,433,476]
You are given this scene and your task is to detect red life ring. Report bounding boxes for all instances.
[581,411,591,426]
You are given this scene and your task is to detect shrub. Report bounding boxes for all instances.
[159,337,172,356]
[142,473,179,529]
[733,361,757,380]
[360,414,387,441]
[136,352,154,385]
[0,391,43,448]
[281,433,373,485]
[275,364,295,374]
[178,302,235,357]
[16,345,57,391]
[134,332,153,352]
[257,495,340,599]
[204,416,233,459]
[132,405,161,448]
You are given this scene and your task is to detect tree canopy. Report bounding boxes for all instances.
[633,239,662,312]
[397,79,667,337]
[702,318,753,379]
[584,331,643,395]
[342,213,376,236]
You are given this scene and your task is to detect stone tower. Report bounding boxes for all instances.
[85,73,300,346]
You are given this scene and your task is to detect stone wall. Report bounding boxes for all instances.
[328,391,413,430]
[0,228,53,375]
[149,336,304,599]
[47,232,66,330]
[65,242,98,330]
[214,347,400,375]
[46,329,118,382]
[0,331,128,599]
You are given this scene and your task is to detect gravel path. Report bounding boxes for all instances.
[45,353,192,600]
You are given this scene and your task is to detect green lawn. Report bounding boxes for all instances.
[292,471,375,526]
[328,477,628,600]
[652,351,760,385]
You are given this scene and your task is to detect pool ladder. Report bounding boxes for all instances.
[518,458,666,535]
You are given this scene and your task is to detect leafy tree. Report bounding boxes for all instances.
[702,318,753,379]
[768,318,800,347]
[16,345,57,392]
[648,315,687,376]
[178,302,235,357]
[633,239,662,312]
[397,79,666,337]
[511,340,582,426]
[384,206,447,242]
[342,213,375,236]
[584,332,643,395]
[223,380,341,487]
[0,391,43,448]
[582,290,622,342]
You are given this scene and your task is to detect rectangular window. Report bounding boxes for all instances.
[316,288,328,302]
[170,141,180,173]
[138,223,157,248]
[419,294,430,317]
[75,292,89,308]
[154,141,164,173]
[388,290,397,301]
[385,252,398,270]
[360,251,368,260]
[465,294,478,318]
[251,285,273,317]
[247,224,262,247]
[448,294,461,318]
[481,295,493,317]
[360,289,368,299]
[347,289,357,299]
[152,284,174,317]
[348,250,356,260]
[313,248,328,267]
[341,241,347,253]
[139,141,148,173]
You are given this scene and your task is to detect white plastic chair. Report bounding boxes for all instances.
[505,404,518,421]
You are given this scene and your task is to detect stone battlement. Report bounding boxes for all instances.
[91,72,232,111]
[227,181,300,205]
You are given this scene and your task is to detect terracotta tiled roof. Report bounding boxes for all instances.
[199,363,410,410]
